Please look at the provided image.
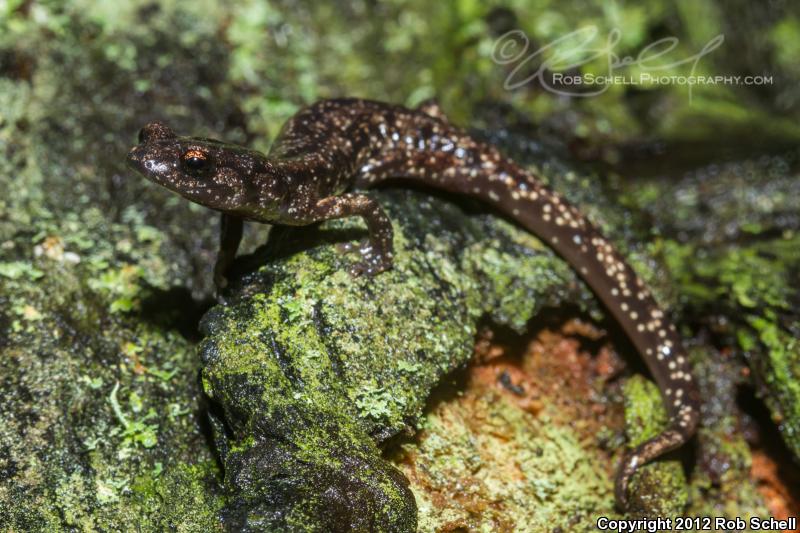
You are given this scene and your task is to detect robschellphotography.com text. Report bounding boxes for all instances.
[596,516,797,532]
[491,26,775,100]
[553,72,773,87]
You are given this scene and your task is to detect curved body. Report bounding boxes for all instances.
[127,98,700,508]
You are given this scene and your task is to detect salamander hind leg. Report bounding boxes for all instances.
[310,193,394,276]
[416,98,449,122]
[615,428,689,510]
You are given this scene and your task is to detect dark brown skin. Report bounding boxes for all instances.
[127,97,700,510]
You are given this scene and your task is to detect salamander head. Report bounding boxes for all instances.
[127,122,285,221]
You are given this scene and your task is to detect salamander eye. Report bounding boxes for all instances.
[182,150,211,175]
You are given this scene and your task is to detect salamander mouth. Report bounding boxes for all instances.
[125,144,148,175]
[126,144,143,165]
[126,142,182,191]
[126,144,159,176]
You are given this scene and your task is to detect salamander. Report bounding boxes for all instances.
[126,97,700,509]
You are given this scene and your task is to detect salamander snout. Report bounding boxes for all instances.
[127,122,181,186]
[137,122,176,144]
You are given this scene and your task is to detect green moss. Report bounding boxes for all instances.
[0,261,45,280]
[749,318,800,450]
[770,16,800,76]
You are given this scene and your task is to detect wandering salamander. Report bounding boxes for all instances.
[127,97,700,508]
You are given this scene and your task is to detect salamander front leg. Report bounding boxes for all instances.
[214,213,243,290]
[310,193,394,276]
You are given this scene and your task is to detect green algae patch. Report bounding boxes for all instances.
[621,376,688,515]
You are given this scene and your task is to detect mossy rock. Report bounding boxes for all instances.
[199,188,593,530]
